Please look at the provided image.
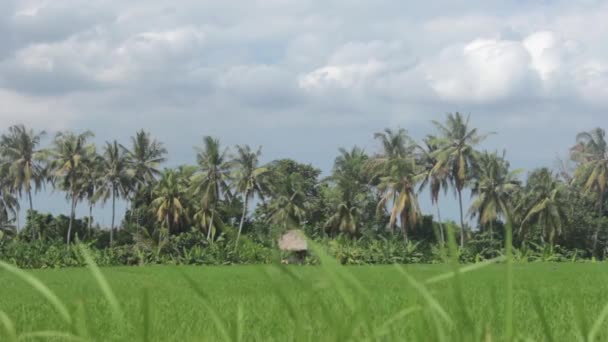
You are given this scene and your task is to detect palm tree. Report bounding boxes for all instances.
[468,151,521,238]
[49,131,95,245]
[324,201,359,235]
[417,136,451,244]
[151,170,185,242]
[95,141,133,246]
[193,202,223,239]
[0,163,19,235]
[373,128,413,159]
[432,113,490,246]
[519,169,567,246]
[571,127,608,255]
[125,130,167,227]
[333,147,370,199]
[0,124,47,240]
[127,130,167,192]
[375,159,421,243]
[190,137,232,239]
[79,153,103,238]
[268,174,307,232]
[231,145,268,249]
[369,129,421,243]
[324,147,370,236]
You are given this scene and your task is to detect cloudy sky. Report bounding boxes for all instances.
[2,0,608,224]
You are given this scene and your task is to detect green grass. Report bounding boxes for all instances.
[2,262,608,341]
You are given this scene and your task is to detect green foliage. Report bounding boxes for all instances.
[1,122,608,267]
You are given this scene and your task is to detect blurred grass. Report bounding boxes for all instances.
[2,262,608,341]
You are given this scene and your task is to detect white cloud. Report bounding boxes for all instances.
[575,61,608,105]
[299,60,386,90]
[523,31,565,82]
[0,26,208,92]
[298,40,416,91]
[426,37,537,102]
[423,30,608,105]
[0,89,75,129]
[2,0,608,222]
[0,0,608,163]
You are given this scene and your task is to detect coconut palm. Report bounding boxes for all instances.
[151,170,185,241]
[0,124,47,240]
[373,128,414,159]
[95,141,133,246]
[324,147,370,236]
[79,153,103,238]
[127,130,167,192]
[375,158,421,243]
[333,147,370,198]
[469,151,521,238]
[231,145,269,249]
[0,163,19,234]
[49,131,95,245]
[417,135,451,244]
[193,202,223,240]
[519,169,567,246]
[369,129,421,243]
[324,201,359,235]
[571,127,608,255]
[267,172,307,232]
[190,136,232,239]
[432,113,490,246]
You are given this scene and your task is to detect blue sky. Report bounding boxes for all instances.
[2,0,608,226]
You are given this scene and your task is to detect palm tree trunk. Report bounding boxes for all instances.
[207,211,215,240]
[28,189,35,241]
[435,203,445,246]
[489,220,494,243]
[160,213,170,247]
[593,192,604,257]
[110,187,116,247]
[401,212,408,244]
[235,192,250,250]
[457,188,465,247]
[88,203,93,239]
[67,194,76,245]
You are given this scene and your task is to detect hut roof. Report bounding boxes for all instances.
[278,229,308,251]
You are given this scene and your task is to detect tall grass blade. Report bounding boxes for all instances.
[444,222,474,335]
[531,291,554,342]
[307,240,368,311]
[263,267,305,342]
[425,256,506,285]
[0,260,72,325]
[504,219,514,342]
[17,331,87,341]
[234,304,243,342]
[181,271,232,342]
[574,300,589,342]
[394,265,453,326]
[374,306,421,339]
[0,310,18,342]
[73,301,89,340]
[588,299,608,341]
[141,287,151,342]
[77,244,123,320]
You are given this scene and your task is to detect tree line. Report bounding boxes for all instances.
[1,112,607,259]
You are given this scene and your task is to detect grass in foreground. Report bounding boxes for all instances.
[1,261,608,341]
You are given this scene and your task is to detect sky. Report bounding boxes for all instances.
[2,0,608,226]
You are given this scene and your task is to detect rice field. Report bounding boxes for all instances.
[2,261,608,341]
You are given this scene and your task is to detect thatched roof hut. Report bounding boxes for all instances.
[278,229,308,252]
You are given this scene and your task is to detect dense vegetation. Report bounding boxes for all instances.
[1,112,608,266]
